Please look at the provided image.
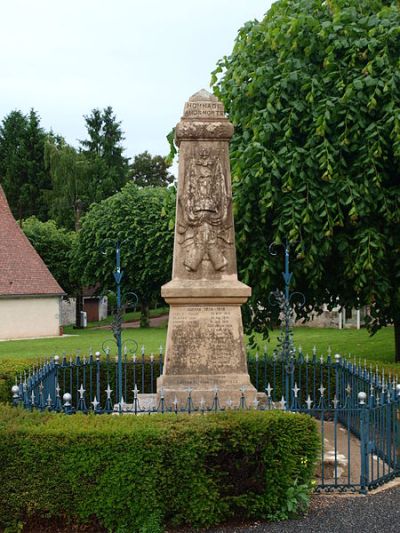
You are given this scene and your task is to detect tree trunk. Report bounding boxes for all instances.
[75,288,83,329]
[18,203,23,228]
[395,321,400,363]
[74,199,84,328]
[140,301,150,328]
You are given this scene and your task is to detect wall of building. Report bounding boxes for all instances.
[60,298,76,326]
[0,296,61,340]
[99,297,108,321]
[60,296,108,326]
[294,304,367,329]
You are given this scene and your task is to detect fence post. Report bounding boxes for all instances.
[359,391,369,494]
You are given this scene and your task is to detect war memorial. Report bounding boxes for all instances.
[157,89,257,407]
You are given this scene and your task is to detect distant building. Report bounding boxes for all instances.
[295,304,368,329]
[82,286,108,322]
[59,289,108,326]
[0,186,65,339]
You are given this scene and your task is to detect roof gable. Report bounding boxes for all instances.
[0,186,65,297]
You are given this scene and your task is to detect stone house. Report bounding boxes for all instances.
[0,186,65,339]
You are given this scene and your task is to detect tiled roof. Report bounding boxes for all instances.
[0,185,65,296]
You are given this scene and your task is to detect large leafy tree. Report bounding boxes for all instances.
[129,150,174,187]
[212,0,400,360]
[80,106,129,199]
[73,183,175,326]
[0,109,51,221]
[22,217,76,295]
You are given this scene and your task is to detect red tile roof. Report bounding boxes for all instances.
[0,185,65,296]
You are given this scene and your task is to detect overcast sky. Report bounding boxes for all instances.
[0,0,273,165]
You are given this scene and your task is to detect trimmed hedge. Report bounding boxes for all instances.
[0,358,36,403]
[0,406,319,532]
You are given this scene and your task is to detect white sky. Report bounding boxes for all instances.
[0,0,272,165]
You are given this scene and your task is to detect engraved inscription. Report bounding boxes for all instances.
[184,101,225,118]
[177,147,232,272]
[169,306,244,374]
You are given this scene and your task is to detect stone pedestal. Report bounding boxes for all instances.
[157,90,257,409]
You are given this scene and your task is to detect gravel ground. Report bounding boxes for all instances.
[205,483,400,533]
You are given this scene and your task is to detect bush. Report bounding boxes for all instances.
[0,358,36,403]
[0,405,319,532]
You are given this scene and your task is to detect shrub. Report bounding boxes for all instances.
[0,405,319,532]
[0,359,36,403]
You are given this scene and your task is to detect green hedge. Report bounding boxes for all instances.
[0,406,319,532]
[0,359,36,403]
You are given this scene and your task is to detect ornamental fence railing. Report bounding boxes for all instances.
[10,348,400,494]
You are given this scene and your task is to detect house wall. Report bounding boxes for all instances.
[0,296,61,340]
[99,297,108,321]
[294,304,368,329]
[60,298,76,326]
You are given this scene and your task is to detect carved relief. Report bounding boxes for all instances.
[175,121,234,143]
[177,148,233,272]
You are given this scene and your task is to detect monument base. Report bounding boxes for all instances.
[157,374,257,410]
[157,280,257,410]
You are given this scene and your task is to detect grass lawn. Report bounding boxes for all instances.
[0,324,168,361]
[252,326,396,365]
[0,320,397,369]
[85,306,169,328]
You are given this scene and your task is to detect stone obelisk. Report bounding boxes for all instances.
[157,89,256,408]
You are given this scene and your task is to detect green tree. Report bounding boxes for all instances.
[80,106,129,198]
[73,183,175,326]
[22,217,76,295]
[129,150,174,187]
[45,139,92,231]
[212,0,400,360]
[0,109,51,221]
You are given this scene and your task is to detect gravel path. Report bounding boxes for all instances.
[206,483,400,533]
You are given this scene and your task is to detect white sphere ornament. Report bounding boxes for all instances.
[63,392,72,404]
[358,391,367,405]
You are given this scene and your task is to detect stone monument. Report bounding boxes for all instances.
[157,89,257,408]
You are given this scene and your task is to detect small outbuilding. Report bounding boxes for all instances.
[0,186,65,339]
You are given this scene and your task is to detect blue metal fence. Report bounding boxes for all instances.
[11,349,400,493]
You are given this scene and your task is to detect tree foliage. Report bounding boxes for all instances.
[46,107,129,231]
[73,183,175,324]
[129,150,174,187]
[0,109,51,221]
[22,216,76,295]
[212,0,400,358]
[80,106,129,198]
[45,139,92,230]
